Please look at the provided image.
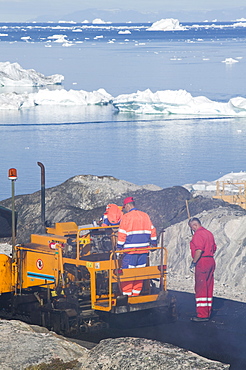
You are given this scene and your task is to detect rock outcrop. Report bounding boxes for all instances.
[82,337,229,370]
[0,320,229,369]
[0,319,88,369]
[0,174,242,243]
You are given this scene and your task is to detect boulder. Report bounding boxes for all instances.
[0,319,88,369]
[81,337,229,369]
[0,320,229,369]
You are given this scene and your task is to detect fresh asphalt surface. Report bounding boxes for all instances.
[77,291,246,370]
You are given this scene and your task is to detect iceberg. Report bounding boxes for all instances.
[113,89,246,117]
[0,62,64,87]
[1,84,246,116]
[222,58,239,64]
[0,92,28,110]
[0,88,113,110]
[147,19,186,31]
[1,63,246,117]
[47,34,68,43]
[26,88,112,107]
[92,18,111,24]
[118,30,131,34]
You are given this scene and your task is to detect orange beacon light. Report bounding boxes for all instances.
[8,168,17,180]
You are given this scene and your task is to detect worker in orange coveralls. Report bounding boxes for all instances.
[117,197,157,296]
[188,217,217,322]
[101,204,123,227]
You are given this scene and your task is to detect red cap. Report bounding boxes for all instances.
[123,196,134,206]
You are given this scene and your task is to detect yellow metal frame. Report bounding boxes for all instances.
[46,222,78,236]
[213,180,246,209]
[9,224,167,315]
[62,245,167,312]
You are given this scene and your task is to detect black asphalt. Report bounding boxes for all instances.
[137,291,246,370]
[78,291,246,369]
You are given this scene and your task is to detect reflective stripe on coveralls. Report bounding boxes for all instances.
[195,257,216,317]
[121,253,148,296]
[117,208,157,296]
[117,208,157,253]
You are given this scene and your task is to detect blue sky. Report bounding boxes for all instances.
[0,0,245,22]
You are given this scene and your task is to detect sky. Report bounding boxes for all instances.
[0,0,246,22]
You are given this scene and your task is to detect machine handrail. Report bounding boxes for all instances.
[91,244,167,311]
[76,225,119,260]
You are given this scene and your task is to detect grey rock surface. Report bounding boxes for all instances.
[0,320,229,370]
[80,337,229,370]
[0,319,88,369]
[0,174,241,243]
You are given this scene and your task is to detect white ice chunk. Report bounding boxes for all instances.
[147,18,186,31]
[0,62,64,87]
[27,88,112,106]
[92,18,111,24]
[118,30,131,34]
[0,88,113,110]
[0,92,28,109]
[21,36,31,41]
[113,88,246,117]
[222,58,239,64]
[233,21,246,27]
[48,34,68,43]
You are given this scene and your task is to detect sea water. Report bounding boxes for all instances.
[0,21,246,200]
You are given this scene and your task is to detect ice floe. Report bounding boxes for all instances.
[118,30,131,34]
[222,58,239,64]
[0,62,64,86]
[47,34,68,43]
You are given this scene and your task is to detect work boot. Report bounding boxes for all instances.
[190,316,209,322]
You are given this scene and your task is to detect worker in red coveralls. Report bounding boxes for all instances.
[188,217,217,322]
[117,197,157,296]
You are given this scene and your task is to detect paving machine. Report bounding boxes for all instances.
[0,165,176,335]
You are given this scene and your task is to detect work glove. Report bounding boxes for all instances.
[189,261,196,273]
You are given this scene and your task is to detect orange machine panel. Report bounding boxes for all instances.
[0,254,12,294]
[19,246,59,290]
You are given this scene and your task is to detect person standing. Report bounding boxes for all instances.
[188,217,217,322]
[117,197,157,296]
